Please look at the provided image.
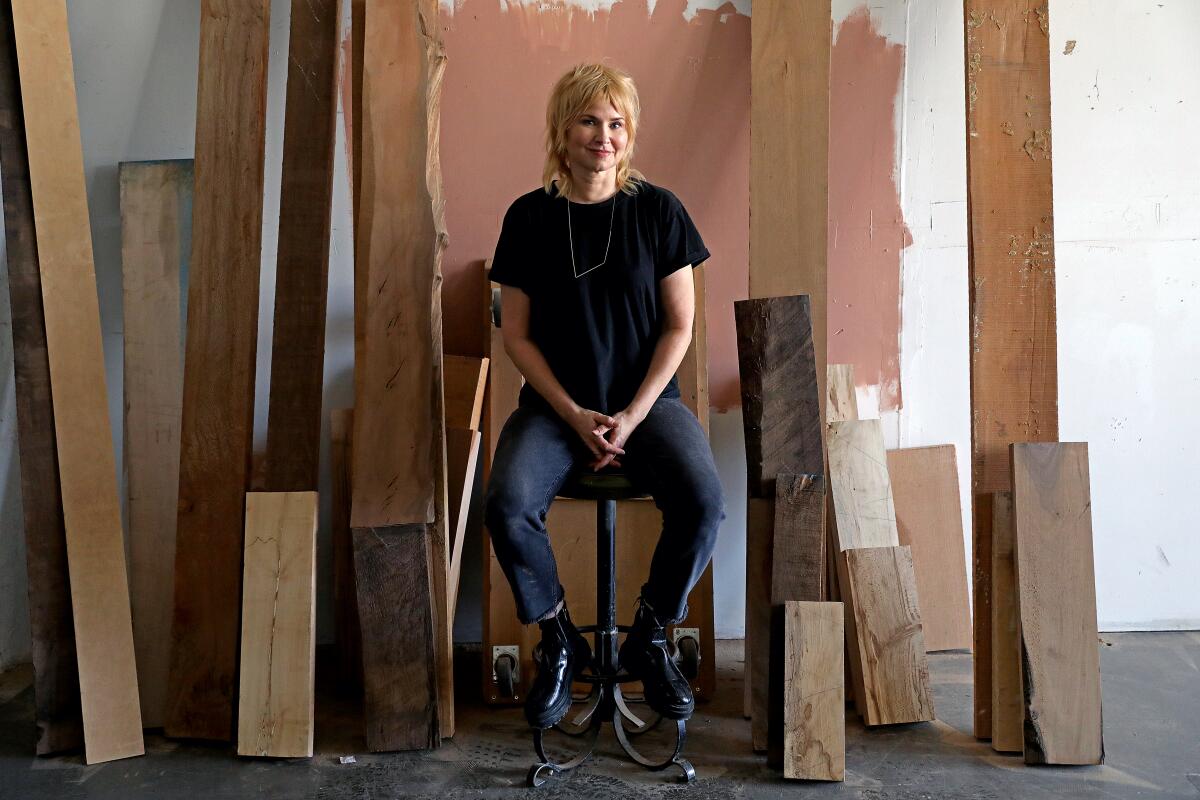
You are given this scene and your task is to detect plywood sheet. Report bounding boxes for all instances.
[237,492,317,758]
[989,490,1021,753]
[887,445,972,652]
[1011,443,1102,765]
[827,419,899,552]
[10,0,143,763]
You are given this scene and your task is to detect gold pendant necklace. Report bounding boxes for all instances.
[566,192,617,279]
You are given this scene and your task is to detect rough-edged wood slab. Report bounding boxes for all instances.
[0,4,81,754]
[746,496,774,750]
[772,474,825,604]
[843,546,934,727]
[989,490,1021,753]
[972,492,993,739]
[735,295,824,498]
[768,601,844,781]
[119,159,192,728]
[167,0,271,742]
[827,419,899,552]
[262,0,341,493]
[353,524,440,751]
[11,0,144,763]
[886,445,972,652]
[237,492,318,758]
[330,409,361,689]
[444,355,488,431]
[1011,443,1102,765]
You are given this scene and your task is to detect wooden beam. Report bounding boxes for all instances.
[167,0,271,741]
[0,5,81,754]
[771,474,825,604]
[827,419,899,551]
[10,0,144,762]
[972,492,993,739]
[119,160,192,729]
[237,492,317,758]
[745,496,774,750]
[1011,443,1102,765]
[989,490,1021,753]
[444,355,489,431]
[330,408,362,689]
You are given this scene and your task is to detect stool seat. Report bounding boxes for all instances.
[557,468,649,502]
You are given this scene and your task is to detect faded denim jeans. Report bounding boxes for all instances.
[484,395,725,625]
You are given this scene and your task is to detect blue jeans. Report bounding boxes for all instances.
[484,396,726,625]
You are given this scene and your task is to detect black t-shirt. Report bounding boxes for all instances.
[489,179,710,415]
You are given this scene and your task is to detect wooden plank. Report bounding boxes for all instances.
[972,492,993,739]
[989,490,1021,753]
[262,0,340,493]
[447,427,482,623]
[886,445,972,651]
[750,0,830,417]
[843,546,934,727]
[746,496,773,750]
[676,265,710,435]
[351,0,365,410]
[771,474,825,604]
[330,409,361,689]
[237,492,317,758]
[444,355,489,431]
[826,364,858,423]
[10,0,144,763]
[167,0,270,741]
[353,524,440,751]
[0,6,81,754]
[119,159,192,728]
[827,419,899,551]
[824,364,855,705]
[1011,443,1102,765]
[735,295,824,498]
[768,601,844,782]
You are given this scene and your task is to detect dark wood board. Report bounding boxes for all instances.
[772,473,825,604]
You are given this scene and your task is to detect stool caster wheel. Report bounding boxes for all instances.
[675,635,700,681]
[494,653,517,699]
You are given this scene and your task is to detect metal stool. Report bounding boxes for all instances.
[526,469,696,787]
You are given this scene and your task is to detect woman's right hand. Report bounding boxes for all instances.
[563,406,625,468]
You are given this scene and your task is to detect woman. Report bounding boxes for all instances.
[484,63,725,730]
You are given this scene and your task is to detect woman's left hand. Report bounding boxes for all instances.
[589,406,647,471]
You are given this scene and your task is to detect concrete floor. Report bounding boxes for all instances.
[1,633,1197,799]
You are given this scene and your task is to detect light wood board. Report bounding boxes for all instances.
[826,364,858,423]
[989,490,1021,753]
[827,419,899,552]
[11,0,144,763]
[237,492,318,758]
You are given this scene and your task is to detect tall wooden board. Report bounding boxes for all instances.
[330,409,361,688]
[972,492,993,738]
[886,445,972,651]
[10,0,144,762]
[444,355,488,430]
[237,492,317,758]
[1011,443,1102,765]
[745,496,773,749]
[120,160,192,728]
[0,4,81,754]
[447,427,482,622]
[843,546,934,727]
[768,602,844,782]
[989,490,1021,753]
[826,364,858,423]
[827,419,899,551]
[824,364,857,702]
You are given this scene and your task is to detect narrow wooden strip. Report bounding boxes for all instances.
[972,492,993,739]
[1011,443,1102,765]
[353,524,440,751]
[826,364,858,424]
[827,419,899,552]
[330,408,362,689]
[444,355,489,431]
[824,364,854,701]
[237,492,318,758]
[989,490,1021,753]
[447,427,481,623]
[10,0,144,762]
[844,546,934,727]
[120,160,192,728]
[676,265,710,435]
[771,474,825,604]
[0,6,81,754]
[887,445,972,651]
[768,601,844,781]
[262,0,341,492]
[746,496,773,750]
[167,0,271,741]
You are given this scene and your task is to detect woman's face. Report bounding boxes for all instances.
[563,100,629,177]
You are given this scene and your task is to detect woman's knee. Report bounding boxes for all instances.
[484,476,541,534]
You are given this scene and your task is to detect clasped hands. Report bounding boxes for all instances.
[565,404,647,472]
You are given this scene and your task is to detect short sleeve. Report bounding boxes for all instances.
[656,190,711,280]
[488,200,529,291]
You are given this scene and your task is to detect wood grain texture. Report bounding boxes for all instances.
[353,524,440,751]
[447,427,481,623]
[735,295,824,498]
[886,445,972,652]
[826,364,858,424]
[262,0,340,492]
[10,0,144,762]
[989,490,1021,753]
[0,6,81,754]
[772,474,825,605]
[768,602,844,781]
[1011,443,1103,765]
[827,419,899,552]
[237,492,317,758]
[444,355,488,431]
[350,0,365,429]
[119,160,192,728]
[746,496,773,750]
[844,546,934,727]
[330,409,362,689]
[167,0,270,741]
[750,0,830,417]
[972,491,993,739]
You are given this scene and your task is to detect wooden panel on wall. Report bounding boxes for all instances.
[330,409,361,689]
[0,5,81,754]
[262,0,341,493]
[771,474,825,604]
[237,492,317,758]
[972,492,993,739]
[167,0,271,741]
[768,601,844,782]
[843,546,934,727]
[886,445,972,651]
[989,490,1021,753]
[827,419,899,551]
[119,159,192,729]
[1011,443,1102,765]
[10,0,144,763]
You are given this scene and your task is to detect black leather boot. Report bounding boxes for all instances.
[525,604,592,729]
[618,597,695,720]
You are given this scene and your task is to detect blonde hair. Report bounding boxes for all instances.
[542,63,646,200]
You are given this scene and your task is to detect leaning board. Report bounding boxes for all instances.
[989,490,1021,753]
[827,419,899,551]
